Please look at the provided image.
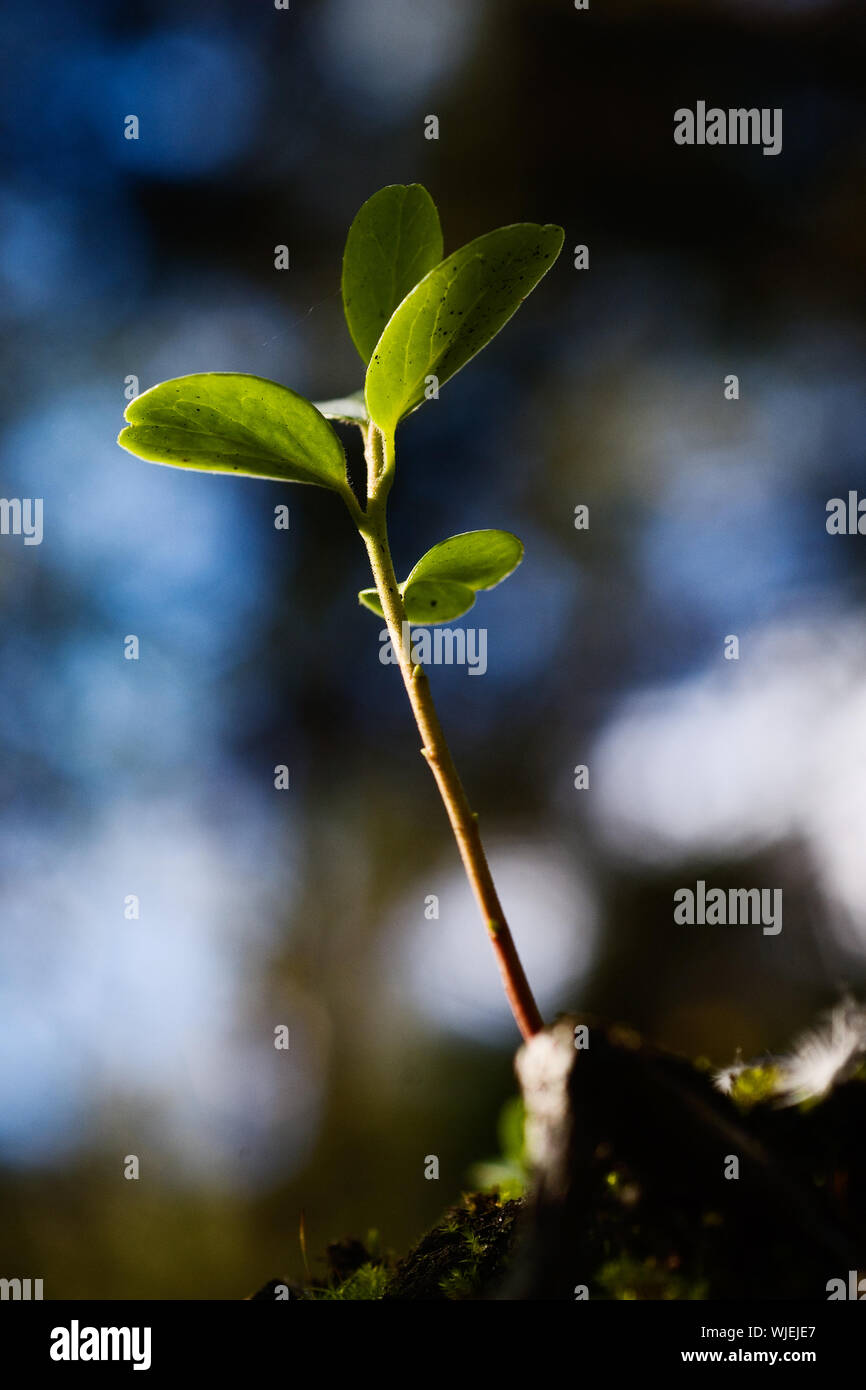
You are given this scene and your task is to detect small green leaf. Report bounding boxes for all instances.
[118,373,348,491]
[358,530,523,625]
[401,579,478,623]
[404,529,524,591]
[365,223,564,434]
[358,579,476,623]
[342,184,443,365]
[313,391,369,425]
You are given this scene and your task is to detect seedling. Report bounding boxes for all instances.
[118,184,564,1040]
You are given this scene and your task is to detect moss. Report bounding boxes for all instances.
[311,1263,391,1301]
[439,1265,479,1298]
[257,1190,522,1302]
[385,1191,523,1300]
[250,1026,866,1302]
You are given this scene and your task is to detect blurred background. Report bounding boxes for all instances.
[1,0,865,1297]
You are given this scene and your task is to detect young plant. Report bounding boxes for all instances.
[118,184,563,1041]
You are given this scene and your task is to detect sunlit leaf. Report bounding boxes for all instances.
[365,223,564,434]
[404,529,524,591]
[118,373,348,491]
[342,184,443,365]
[358,530,523,625]
[358,579,476,623]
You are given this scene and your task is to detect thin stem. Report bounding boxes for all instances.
[356,433,543,1042]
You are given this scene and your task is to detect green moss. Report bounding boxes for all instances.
[461,1229,486,1258]
[311,1263,390,1301]
[439,1265,479,1298]
[386,1191,523,1300]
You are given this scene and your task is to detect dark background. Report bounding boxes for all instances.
[1,0,865,1296]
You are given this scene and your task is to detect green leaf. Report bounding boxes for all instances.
[365,222,564,434]
[342,184,443,365]
[312,391,369,425]
[403,579,479,623]
[118,373,348,492]
[404,529,524,591]
[358,580,476,623]
[358,529,523,625]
